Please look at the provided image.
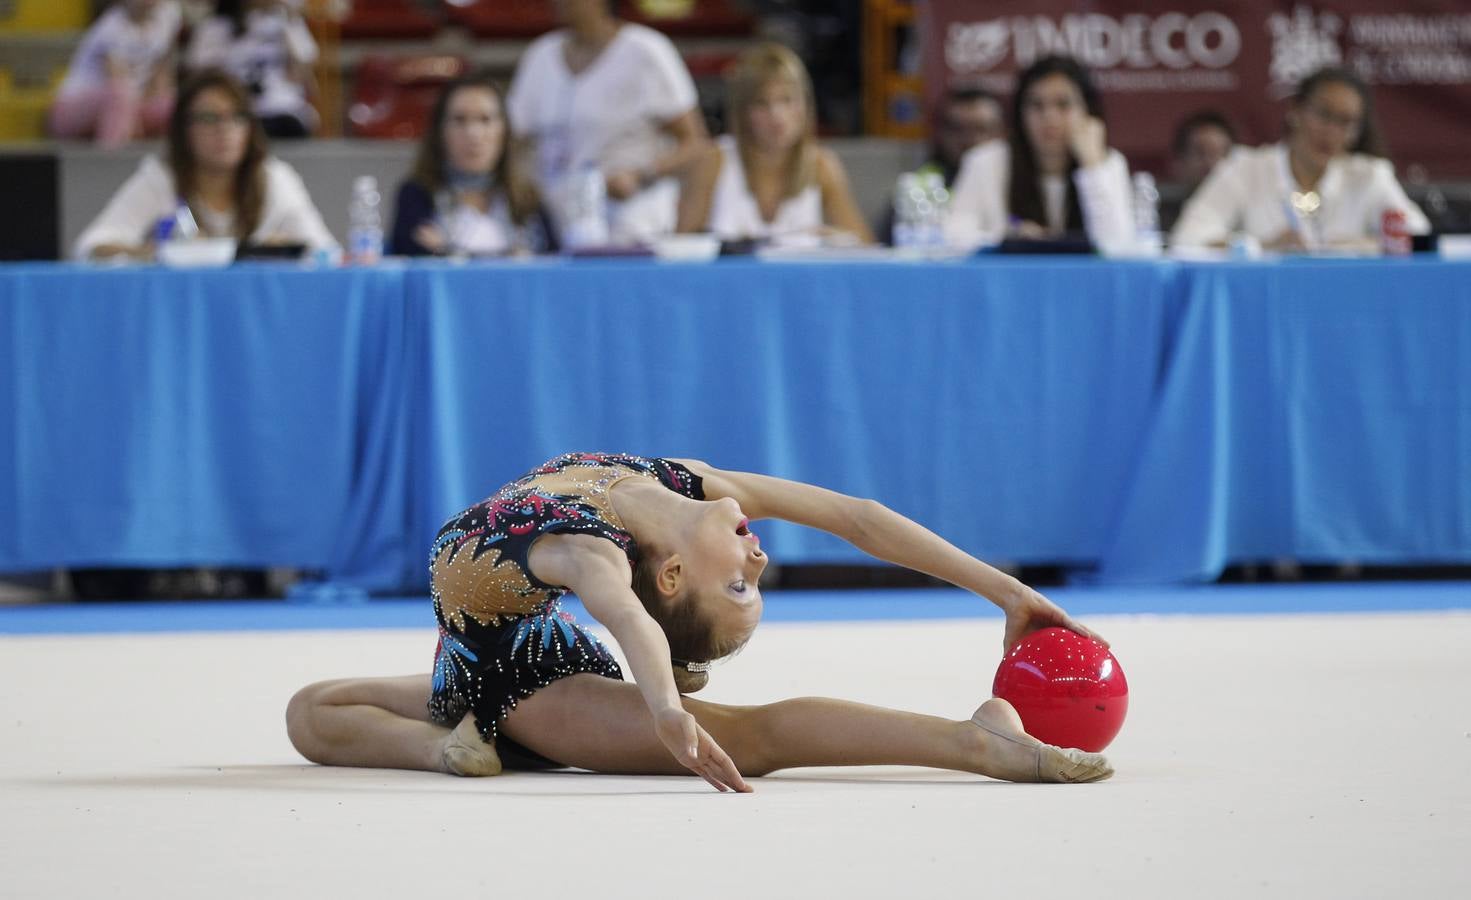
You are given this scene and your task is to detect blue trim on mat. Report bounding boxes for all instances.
[1,582,1466,636]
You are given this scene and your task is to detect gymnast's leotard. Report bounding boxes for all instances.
[426,452,705,756]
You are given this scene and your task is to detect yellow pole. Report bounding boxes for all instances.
[305,0,341,138]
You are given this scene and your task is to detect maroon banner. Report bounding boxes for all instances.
[920,1,1471,178]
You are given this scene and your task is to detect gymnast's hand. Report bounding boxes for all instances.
[1000,581,1108,654]
[655,707,752,793]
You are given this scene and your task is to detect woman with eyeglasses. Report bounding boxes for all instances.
[1171,67,1429,253]
[74,69,337,261]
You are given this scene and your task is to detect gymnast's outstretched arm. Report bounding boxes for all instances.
[675,459,1105,652]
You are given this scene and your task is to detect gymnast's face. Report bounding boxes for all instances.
[676,497,767,642]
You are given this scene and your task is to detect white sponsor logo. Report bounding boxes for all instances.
[1267,5,1343,93]
[946,13,1242,74]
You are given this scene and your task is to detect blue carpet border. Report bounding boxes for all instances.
[1,582,1467,635]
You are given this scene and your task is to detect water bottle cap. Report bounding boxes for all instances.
[353,175,378,191]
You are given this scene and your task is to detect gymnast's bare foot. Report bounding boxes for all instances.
[968,698,1113,784]
[438,713,504,777]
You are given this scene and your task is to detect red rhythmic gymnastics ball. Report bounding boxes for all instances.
[992,627,1128,752]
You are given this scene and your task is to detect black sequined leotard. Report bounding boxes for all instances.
[427,452,705,751]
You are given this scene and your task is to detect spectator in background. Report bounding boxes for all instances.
[74,69,337,260]
[390,72,556,257]
[185,0,319,139]
[675,42,872,247]
[1171,67,1428,252]
[49,0,181,148]
[507,0,710,245]
[1161,110,1236,231]
[924,87,1006,187]
[881,86,1005,243]
[944,56,1133,254]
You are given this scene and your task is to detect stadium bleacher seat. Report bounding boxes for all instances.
[341,0,442,40]
[347,54,467,139]
[0,69,58,141]
[444,0,754,40]
[625,0,753,36]
[442,0,556,39]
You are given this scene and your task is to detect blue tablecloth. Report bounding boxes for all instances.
[0,263,414,588]
[2,257,1467,588]
[1098,258,1471,582]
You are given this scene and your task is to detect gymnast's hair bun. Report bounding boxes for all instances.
[672,660,710,694]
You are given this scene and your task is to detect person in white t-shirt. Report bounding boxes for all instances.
[74,69,337,260]
[1171,67,1429,253]
[506,0,710,245]
[184,0,319,138]
[49,0,181,148]
[675,42,872,247]
[945,55,1134,255]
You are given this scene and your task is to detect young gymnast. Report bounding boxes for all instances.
[287,452,1113,791]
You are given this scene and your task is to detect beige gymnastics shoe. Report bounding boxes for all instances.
[969,697,1113,784]
[440,713,504,777]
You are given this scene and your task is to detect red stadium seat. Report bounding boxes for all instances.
[443,0,556,39]
[341,0,442,40]
[348,54,468,140]
[682,50,738,80]
[625,0,754,36]
[443,0,754,39]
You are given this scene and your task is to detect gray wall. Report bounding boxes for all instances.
[41,137,924,257]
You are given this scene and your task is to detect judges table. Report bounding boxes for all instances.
[2,257,1467,590]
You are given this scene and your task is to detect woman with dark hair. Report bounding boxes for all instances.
[185,0,319,139]
[285,452,1113,791]
[1172,66,1428,252]
[74,69,336,260]
[388,72,555,257]
[945,55,1134,254]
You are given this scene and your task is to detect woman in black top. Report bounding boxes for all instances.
[389,72,556,256]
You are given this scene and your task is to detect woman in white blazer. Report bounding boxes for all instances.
[945,55,1134,255]
[1171,66,1428,252]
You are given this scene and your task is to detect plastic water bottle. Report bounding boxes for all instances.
[919,171,950,249]
[1131,171,1163,257]
[348,175,383,264]
[564,163,609,250]
[892,173,928,251]
[155,198,200,243]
